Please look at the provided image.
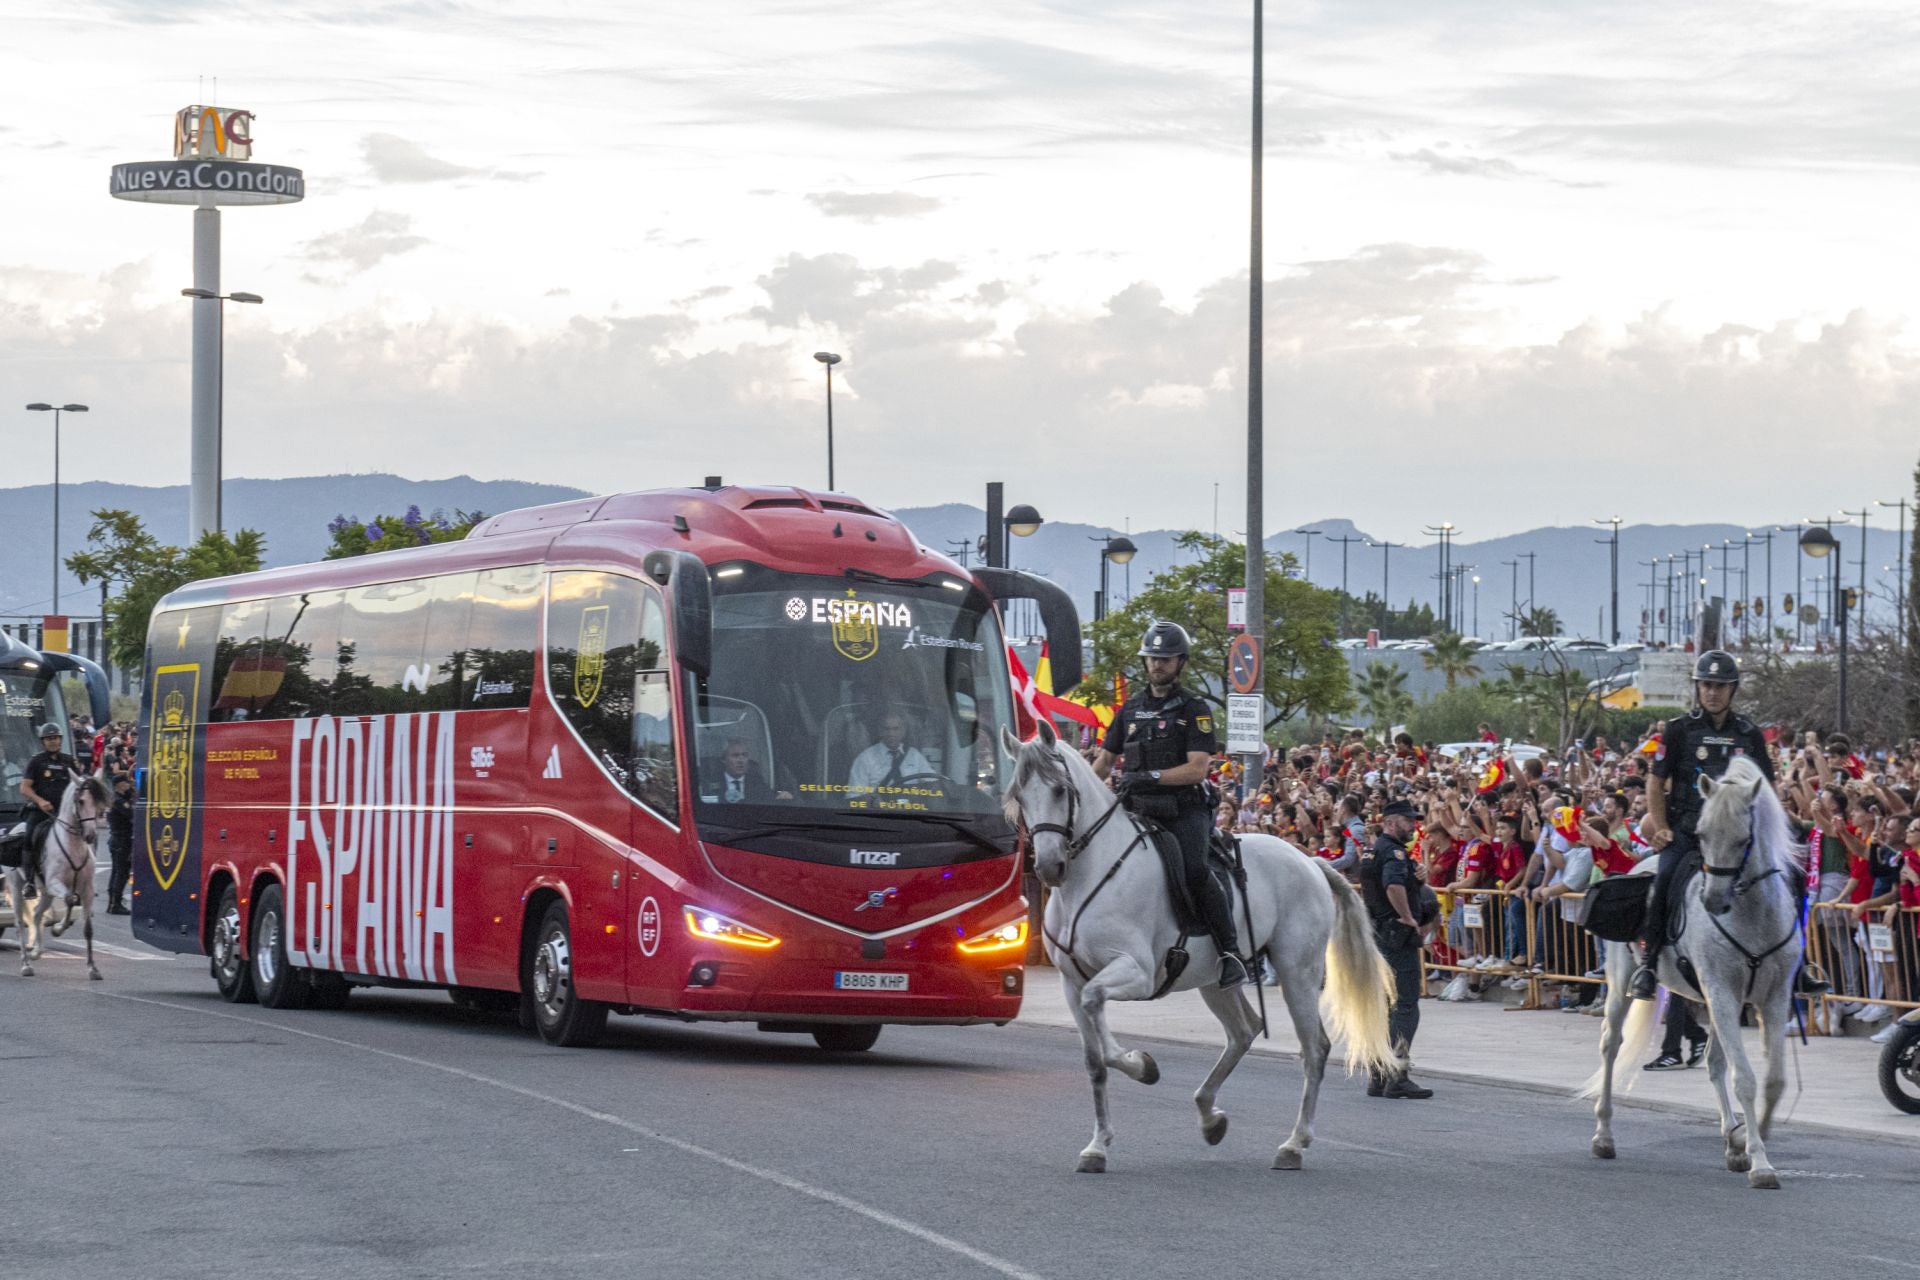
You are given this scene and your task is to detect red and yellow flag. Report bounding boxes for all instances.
[1476,758,1507,794]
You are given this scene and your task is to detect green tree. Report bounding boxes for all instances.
[1085,532,1350,730]
[1406,683,1529,744]
[66,509,267,673]
[1421,630,1483,691]
[1354,661,1413,730]
[326,505,483,558]
[1519,604,1562,637]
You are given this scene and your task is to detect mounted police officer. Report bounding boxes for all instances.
[1091,621,1250,989]
[1359,797,1434,1099]
[1630,650,1826,1000]
[19,723,80,879]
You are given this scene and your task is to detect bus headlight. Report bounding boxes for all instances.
[957,919,1027,957]
[684,908,780,949]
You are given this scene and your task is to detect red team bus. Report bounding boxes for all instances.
[133,483,1080,1050]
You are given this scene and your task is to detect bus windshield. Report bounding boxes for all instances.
[690,566,1015,833]
[0,664,66,807]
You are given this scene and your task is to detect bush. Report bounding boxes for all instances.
[1602,705,1687,745]
[1406,685,1535,745]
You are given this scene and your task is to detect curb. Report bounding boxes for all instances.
[1007,1015,1920,1152]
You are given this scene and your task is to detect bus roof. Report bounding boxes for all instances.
[155,484,963,611]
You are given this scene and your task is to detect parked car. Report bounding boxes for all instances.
[1435,741,1550,763]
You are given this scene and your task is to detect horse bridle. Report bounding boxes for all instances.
[1025,771,1127,865]
[1018,756,1149,981]
[1698,813,1794,1001]
[46,792,99,881]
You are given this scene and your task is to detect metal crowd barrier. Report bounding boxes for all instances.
[1414,885,1621,1012]
[1803,902,1920,1036]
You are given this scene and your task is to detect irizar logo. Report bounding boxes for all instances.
[850,848,901,866]
[542,745,563,780]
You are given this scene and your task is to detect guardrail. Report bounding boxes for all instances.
[1803,901,1920,1035]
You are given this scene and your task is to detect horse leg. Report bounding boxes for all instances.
[1591,970,1631,1160]
[1061,973,1116,1173]
[1269,950,1332,1171]
[1704,986,1777,1189]
[1080,955,1161,1085]
[82,875,100,981]
[1193,984,1257,1150]
[1701,1029,1745,1170]
[1753,996,1788,1141]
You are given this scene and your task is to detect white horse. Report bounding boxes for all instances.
[1587,755,1803,1189]
[1001,723,1399,1174]
[4,771,108,980]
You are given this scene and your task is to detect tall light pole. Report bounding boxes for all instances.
[24,402,88,612]
[1093,535,1137,621]
[1501,558,1519,640]
[1293,527,1321,584]
[1244,0,1268,773]
[1422,523,1455,630]
[1594,516,1622,644]
[1637,559,1659,644]
[1470,573,1481,638]
[181,287,263,535]
[1778,524,1803,646]
[1370,540,1402,629]
[1748,530,1774,649]
[1518,550,1537,631]
[1878,497,1909,648]
[812,351,842,490]
[1801,525,1848,732]
[1840,505,1871,623]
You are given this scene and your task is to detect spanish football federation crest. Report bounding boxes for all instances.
[574,605,609,707]
[147,664,200,891]
[832,591,880,661]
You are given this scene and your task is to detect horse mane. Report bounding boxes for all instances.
[1002,734,1095,826]
[67,774,109,812]
[1698,755,1803,877]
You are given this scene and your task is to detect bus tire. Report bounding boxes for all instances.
[526,900,607,1047]
[210,883,257,1004]
[250,884,311,1011]
[812,1024,881,1053]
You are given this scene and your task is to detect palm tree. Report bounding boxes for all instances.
[1520,605,1562,638]
[1421,630,1483,691]
[1356,661,1413,730]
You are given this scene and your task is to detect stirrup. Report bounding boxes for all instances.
[1628,960,1659,1001]
[1217,953,1250,990]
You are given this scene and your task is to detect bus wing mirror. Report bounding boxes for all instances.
[42,651,112,726]
[973,567,1082,693]
[645,549,712,679]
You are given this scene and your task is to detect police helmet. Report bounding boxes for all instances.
[1693,650,1740,686]
[36,723,62,740]
[1137,621,1191,660]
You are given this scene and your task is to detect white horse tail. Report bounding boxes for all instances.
[1313,859,1402,1078]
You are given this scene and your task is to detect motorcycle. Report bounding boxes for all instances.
[1881,1007,1920,1116]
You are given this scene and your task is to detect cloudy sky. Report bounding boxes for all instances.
[6,0,1920,543]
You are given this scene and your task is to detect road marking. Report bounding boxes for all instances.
[1856,1256,1920,1273]
[1775,1168,1866,1180]
[97,992,1050,1280]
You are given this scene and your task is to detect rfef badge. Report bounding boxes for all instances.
[832,591,880,662]
[574,605,609,708]
[146,664,201,891]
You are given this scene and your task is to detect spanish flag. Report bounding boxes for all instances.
[1638,732,1662,758]
[1551,805,1585,843]
[1477,758,1507,794]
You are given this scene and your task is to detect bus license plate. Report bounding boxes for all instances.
[834,971,909,992]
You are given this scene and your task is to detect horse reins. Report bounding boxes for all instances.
[1023,770,1148,982]
[1699,816,1795,1003]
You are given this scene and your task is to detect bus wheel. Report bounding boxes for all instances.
[308,972,353,1010]
[526,901,607,1048]
[812,1025,881,1053]
[250,884,311,1011]
[210,884,257,1004]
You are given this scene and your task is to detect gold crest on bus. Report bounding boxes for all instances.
[832,598,880,662]
[146,663,200,891]
[574,604,609,708]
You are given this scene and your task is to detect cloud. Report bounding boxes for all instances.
[300,211,429,275]
[362,134,539,184]
[806,190,944,222]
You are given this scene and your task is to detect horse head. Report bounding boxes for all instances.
[1697,757,1770,917]
[999,718,1085,888]
[63,771,110,842]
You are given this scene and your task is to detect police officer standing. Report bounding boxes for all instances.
[106,772,135,914]
[1630,650,1825,1000]
[19,723,81,871]
[1092,621,1250,989]
[1359,798,1435,1099]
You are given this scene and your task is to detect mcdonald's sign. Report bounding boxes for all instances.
[173,105,255,161]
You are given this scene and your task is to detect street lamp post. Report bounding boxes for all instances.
[1093,535,1138,621]
[812,351,841,489]
[24,402,88,612]
[1471,574,1480,638]
[1293,527,1321,584]
[1370,540,1402,629]
[1841,506,1871,621]
[1778,524,1803,646]
[1878,497,1909,649]
[1800,524,1849,732]
[1422,523,1455,630]
[1501,558,1519,640]
[180,287,263,536]
[1594,516,1622,644]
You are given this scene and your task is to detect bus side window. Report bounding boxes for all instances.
[266,590,343,719]
[420,572,476,713]
[335,579,433,716]
[210,599,270,722]
[466,566,541,710]
[632,594,678,816]
[547,571,674,812]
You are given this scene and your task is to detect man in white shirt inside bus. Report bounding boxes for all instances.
[849,709,935,797]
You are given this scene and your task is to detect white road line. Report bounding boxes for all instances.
[97,991,1050,1280]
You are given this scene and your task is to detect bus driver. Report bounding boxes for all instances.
[849,709,934,797]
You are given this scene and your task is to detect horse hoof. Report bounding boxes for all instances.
[1748,1168,1780,1190]
[1075,1153,1107,1174]
[1727,1154,1751,1174]
[89,969,103,982]
[1201,1113,1228,1146]
[1591,1138,1616,1160]
[1270,1147,1303,1171]
[1131,1051,1159,1086]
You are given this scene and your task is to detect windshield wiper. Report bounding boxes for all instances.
[872,812,1013,860]
[841,567,955,593]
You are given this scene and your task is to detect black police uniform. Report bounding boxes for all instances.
[1101,682,1239,962]
[23,748,81,857]
[1359,827,1423,1066]
[107,783,134,912]
[1642,705,1775,954]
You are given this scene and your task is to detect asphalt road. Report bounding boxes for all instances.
[3,912,1916,1280]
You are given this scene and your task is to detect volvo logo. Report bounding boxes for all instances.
[855,887,899,912]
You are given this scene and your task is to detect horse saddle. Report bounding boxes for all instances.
[1143,823,1241,939]
[1582,851,1702,944]
[0,821,28,870]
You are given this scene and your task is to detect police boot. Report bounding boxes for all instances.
[1381,1072,1434,1100]
[1793,960,1831,998]
[1197,876,1248,989]
[1628,945,1660,1001]
[1366,1068,1386,1098]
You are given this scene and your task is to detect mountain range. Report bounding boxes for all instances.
[0,474,1906,640]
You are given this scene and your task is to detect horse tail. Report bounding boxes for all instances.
[1579,946,1659,1099]
[1313,859,1402,1078]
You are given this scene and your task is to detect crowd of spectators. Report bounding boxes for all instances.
[1202,721,1920,1045]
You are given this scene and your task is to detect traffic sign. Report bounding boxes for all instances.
[1227,587,1247,630]
[1225,694,1264,755]
[1799,603,1819,624]
[1228,633,1262,694]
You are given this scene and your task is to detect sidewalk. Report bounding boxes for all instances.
[1015,970,1920,1148]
